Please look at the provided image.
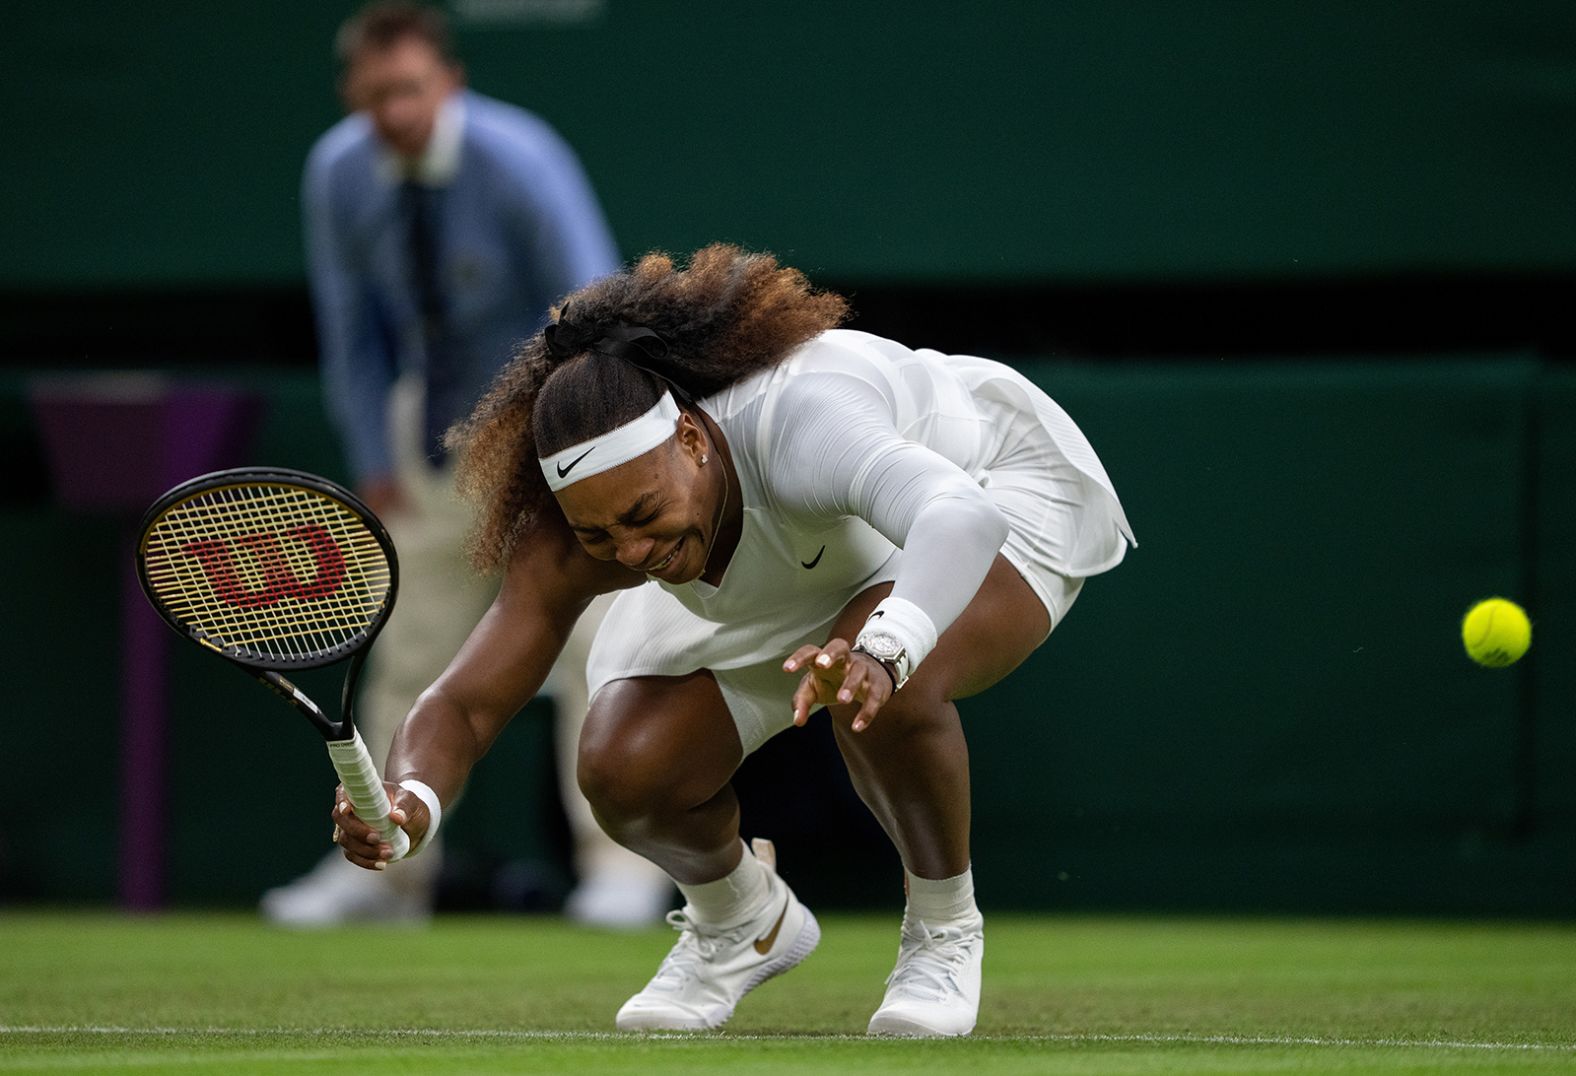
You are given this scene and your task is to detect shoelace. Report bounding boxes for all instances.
[646,909,751,991]
[885,920,980,1000]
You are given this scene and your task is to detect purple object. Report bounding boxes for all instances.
[31,375,262,910]
[31,376,262,511]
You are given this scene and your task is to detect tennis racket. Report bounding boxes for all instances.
[136,466,410,859]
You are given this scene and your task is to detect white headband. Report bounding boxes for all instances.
[539,392,684,491]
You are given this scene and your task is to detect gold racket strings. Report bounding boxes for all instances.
[141,483,392,663]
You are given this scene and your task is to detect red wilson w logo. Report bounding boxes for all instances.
[181,525,347,607]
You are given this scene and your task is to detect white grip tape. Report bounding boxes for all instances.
[325,729,412,861]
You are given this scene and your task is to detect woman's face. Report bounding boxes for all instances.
[553,419,719,584]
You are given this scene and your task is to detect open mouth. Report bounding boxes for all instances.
[645,540,681,574]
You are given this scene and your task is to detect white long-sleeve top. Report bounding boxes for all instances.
[587,329,1135,689]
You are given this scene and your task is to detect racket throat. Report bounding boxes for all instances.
[338,648,370,742]
[259,670,342,739]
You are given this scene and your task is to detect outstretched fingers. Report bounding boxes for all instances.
[846,659,888,732]
[785,640,846,725]
[787,667,826,727]
[782,638,890,730]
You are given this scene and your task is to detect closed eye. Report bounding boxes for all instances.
[615,494,664,530]
[568,494,663,545]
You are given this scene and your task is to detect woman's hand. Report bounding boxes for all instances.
[783,637,895,732]
[329,782,432,870]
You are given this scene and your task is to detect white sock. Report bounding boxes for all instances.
[905,866,980,925]
[677,842,770,928]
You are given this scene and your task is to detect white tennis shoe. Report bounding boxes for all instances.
[259,849,433,927]
[615,844,819,1031]
[866,913,984,1037]
[564,866,675,929]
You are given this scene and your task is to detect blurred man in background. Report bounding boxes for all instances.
[262,0,672,927]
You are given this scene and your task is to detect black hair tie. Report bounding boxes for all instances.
[542,306,597,360]
[541,308,691,404]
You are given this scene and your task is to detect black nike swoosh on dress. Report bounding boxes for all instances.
[800,545,826,569]
[556,447,594,478]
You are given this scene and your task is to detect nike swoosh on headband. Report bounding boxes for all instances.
[540,393,683,492]
[556,447,594,479]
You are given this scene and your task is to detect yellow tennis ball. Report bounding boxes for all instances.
[1461,598,1531,667]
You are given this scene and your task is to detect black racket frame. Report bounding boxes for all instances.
[135,466,400,742]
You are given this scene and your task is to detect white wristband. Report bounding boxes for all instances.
[857,596,940,681]
[396,779,442,860]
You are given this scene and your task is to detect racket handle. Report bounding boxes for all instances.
[325,729,412,860]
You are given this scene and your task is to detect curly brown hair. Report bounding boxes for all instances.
[450,244,850,570]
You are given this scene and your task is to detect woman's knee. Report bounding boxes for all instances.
[576,716,675,821]
[575,674,742,822]
[575,742,633,820]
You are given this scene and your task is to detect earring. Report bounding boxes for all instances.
[700,454,709,465]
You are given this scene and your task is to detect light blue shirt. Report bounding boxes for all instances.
[303,90,620,481]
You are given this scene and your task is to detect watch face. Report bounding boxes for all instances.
[858,631,904,662]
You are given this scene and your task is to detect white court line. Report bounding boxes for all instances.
[1,1026,1573,1052]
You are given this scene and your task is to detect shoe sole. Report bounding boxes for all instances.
[616,904,821,1031]
[866,1011,976,1038]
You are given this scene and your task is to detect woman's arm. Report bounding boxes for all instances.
[334,516,637,866]
[772,372,1009,661]
[773,371,1010,729]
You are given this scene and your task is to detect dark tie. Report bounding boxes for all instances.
[402,180,455,465]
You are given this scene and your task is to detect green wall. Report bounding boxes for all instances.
[969,359,1569,913]
[3,359,1571,915]
[6,1,1575,286]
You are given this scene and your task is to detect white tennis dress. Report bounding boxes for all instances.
[585,329,1135,752]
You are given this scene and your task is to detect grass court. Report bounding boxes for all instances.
[2,911,1573,1073]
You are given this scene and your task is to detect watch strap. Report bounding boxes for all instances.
[852,645,901,692]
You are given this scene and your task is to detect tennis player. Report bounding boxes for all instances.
[331,245,1136,1036]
